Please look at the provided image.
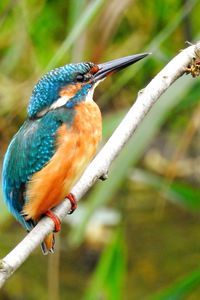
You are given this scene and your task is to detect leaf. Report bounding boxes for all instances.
[131,169,200,210]
[46,0,105,70]
[99,0,198,104]
[147,268,200,300]
[83,229,126,300]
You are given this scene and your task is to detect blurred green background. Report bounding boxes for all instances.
[1,0,200,299]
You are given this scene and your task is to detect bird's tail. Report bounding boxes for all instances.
[41,232,55,255]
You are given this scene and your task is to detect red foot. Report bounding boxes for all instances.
[66,193,77,214]
[45,210,61,232]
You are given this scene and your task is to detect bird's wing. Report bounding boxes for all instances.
[2,108,74,230]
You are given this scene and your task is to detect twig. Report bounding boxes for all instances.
[0,42,199,287]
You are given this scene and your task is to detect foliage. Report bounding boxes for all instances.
[1,0,200,299]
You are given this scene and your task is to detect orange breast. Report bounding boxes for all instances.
[23,101,102,220]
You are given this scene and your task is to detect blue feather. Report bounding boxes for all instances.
[2,108,75,230]
[28,63,93,117]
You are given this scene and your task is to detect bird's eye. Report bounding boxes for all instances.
[76,74,85,82]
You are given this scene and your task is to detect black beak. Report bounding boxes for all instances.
[94,53,150,82]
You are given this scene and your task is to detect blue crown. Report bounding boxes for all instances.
[28,63,93,118]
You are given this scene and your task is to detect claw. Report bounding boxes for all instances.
[66,193,77,214]
[45,210,61,232]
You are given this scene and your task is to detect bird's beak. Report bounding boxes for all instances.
[93,53,150,82]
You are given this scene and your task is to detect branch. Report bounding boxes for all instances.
[0,42,199,287]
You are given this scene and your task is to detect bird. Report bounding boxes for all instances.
[2,53,149,254]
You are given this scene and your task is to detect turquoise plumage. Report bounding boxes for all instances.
[2,53,149,253]
[2,108,75,230]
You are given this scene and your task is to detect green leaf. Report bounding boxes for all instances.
[147,268,200,300]
[46,0,105,70]
[83,229,126,300]
[99,0,198,104]
[132,169,200,210]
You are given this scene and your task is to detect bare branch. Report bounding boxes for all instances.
[0,42,199,287]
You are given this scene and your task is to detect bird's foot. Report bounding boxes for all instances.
[45,210,61,232]
[66,193,77,214]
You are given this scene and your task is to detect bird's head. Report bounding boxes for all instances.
[28,53,149,118]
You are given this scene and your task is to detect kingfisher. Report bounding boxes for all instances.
[2,53,149,254]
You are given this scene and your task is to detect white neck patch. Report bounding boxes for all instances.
[84,80,102,102]
[36,80,102,117]
[50,95,71,109]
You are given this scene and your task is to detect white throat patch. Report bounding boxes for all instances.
[50,95,71,109]
[36,80,102,117]
[85,80,102,102]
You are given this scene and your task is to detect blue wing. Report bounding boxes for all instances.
[2,108,74,230]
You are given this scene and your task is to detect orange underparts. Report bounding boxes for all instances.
[23,101,102,222]
[23,101,102,254]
